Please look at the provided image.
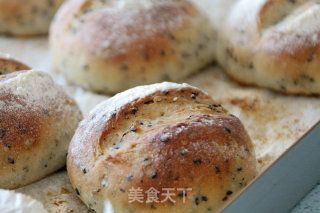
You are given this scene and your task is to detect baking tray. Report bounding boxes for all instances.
[223,121,320,213]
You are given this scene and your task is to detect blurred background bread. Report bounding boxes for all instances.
[214,0,320,95]
[67,82,257,212]
[0,56,82,189]
[50,0,216,94]
[0,0,64,36]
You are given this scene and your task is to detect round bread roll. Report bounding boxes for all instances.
[217,0,320,95]
[0,57,82,189]
[0,53,31,74]
[0,0,64,36]
[67,82,257,212]
[50,0,216,94]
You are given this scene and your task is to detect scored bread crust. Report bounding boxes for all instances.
[0,57,82,189]
[67,82,257,213]
[50,0,216,94]
[217,0,320,95]
[0,0,64,36]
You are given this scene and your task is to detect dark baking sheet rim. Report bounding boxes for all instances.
[223,120,320,213]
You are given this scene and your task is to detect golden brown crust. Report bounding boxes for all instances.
[0,57,30,74]
[50,0,216,93]
[0,68,82,189]
[0,0,64,36]
[67,82,256,212]
[218,0,320,94]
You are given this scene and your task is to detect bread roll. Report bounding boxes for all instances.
[0,56,82,189]
[0,0,64,36]
[67,82,256,212]
[218,0,320,94]
[0,53,31,74]
[50,0,216,94]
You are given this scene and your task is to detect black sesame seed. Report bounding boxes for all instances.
[131,107,138,114]
[168,33,176,40]
[1,128,7,138]
[193,158,202,164]
[161,90,169,95]
[190,92,198,99]
[182,52,190,58]
[195,197,199,205]
[138,121,144,125]
[3,143,11,148]
[23,166,29,172]
[8,157,14,164]
[215,166,221,174]
[160,135,170,143]
[82,64,89,70]
[160,50,166,56]
[120,188,125,192]
[237,167,242,172]
[44,164,48,168]
[75,188,80,195]
[225,127,231,134]
[144,100,154,104]
[226,190,233,195]
[201,196,208,201]
[82,167,87,174]
[178,192,184,197]
[150,171,158,179]
[280,85,286,90]
[222,196,228,201]
[120,63,128,71]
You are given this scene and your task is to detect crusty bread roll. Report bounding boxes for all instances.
[67,82,257,212]
[0,53,31,74]
[217,0,320,95]
[50,0,216,94]
[0,0,64,36]
[0,56,82,189]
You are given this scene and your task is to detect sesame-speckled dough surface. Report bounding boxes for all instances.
[1,36,319,213]
[0,3,320,212]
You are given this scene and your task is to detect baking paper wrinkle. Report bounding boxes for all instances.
[0,189,47,213]
[103,200,115,213]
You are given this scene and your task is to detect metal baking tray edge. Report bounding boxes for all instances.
[223,120,320,213]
